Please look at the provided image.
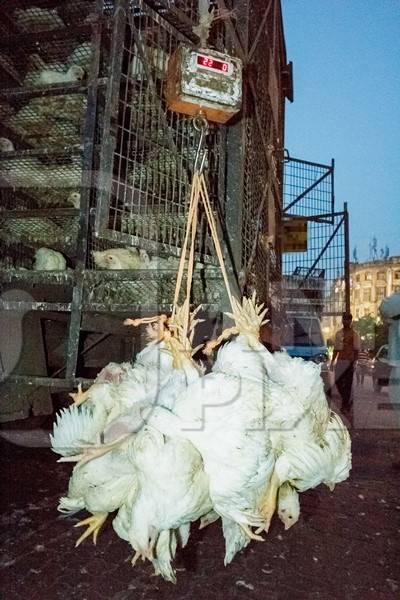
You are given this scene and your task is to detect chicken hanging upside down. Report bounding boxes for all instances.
[51,293,351,582]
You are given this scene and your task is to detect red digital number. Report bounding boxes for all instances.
[222,62,228,72]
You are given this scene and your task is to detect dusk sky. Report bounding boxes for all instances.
[282,0,400,261]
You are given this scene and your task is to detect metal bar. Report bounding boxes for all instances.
[223,0,249,296]
[283,155,334,170]
[0,301,72,311]
[144,0,200,42]
[94,0,129,235]
[296,215,345,289]
[247,0,274,63]
[84,302,222,313]
[282,210,346,221]
[331,158,336,213]
[0,272,73,284]
[0,147,82,160]
[343,202,351,314]
[65,12,104,380]
[284,167,333,213]
[4,375,94,389]
[65,277,83,379]
[0,24,94,48]
[0,208,79,218]
[127,10,180,157]
[216,0,246,62]
[0,80,107,100]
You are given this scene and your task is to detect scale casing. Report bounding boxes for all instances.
[165,46,242,124]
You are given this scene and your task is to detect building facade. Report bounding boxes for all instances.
[321,256,400,342]
[350,256,400,319]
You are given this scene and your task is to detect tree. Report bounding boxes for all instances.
[353,315,388,351]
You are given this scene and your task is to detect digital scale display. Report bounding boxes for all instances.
[196,54,232,75]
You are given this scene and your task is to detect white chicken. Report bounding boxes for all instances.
[148,294,351,549]
[113,425,212,583]
[68,42,93,72]
[52,346,174,464]
[68,191,81,209]
[277,482,300,530]
[58,443,138,547]
[92,247,147,270]
[33,248,66,271]
[14,7,65,31]
[53,306,208,573]
[254,349,351,531]
[147,299,275,549]
[54,306,202,463]
[39,65,85,86]
[52,292,351,579]
[0,137,14,152]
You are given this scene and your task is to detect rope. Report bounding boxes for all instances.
[198,172,235,310]
[172,169,236,339]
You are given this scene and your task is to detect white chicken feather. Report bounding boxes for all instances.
[113,425,212,583]
[51,404,102,457]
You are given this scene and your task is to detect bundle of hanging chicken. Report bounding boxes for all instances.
[51,123,351,585]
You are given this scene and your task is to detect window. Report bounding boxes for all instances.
[377,271,386,281]
[356,274,361,282]
[365,272,372,281]
[282,317,324,347]
[363,288,371,302]
[354,289,360,301]
[394,271,400,280]
[376,287,386,301]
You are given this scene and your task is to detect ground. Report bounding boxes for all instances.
[1,379,399,600]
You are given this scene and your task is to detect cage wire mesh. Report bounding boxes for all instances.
[0,149,83,266]
[88,0,227,308]
[283,215,347,317]
[283,157,334,218]
[282,154,347,319]
[0,0,108,275]
[95,0,222,258]
[241,0,282,305]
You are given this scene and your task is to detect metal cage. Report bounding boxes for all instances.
[282,155,350,323]
[0,0,289,390]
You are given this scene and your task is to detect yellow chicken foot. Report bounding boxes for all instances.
[256,470,280,533]
[239,523,264,542]
[131,550,148,567]
[69,383,96,407]
[74,512,108,547]
[59,433,135,467]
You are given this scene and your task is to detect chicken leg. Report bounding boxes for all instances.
[239,523,264,542]
[257,470,280,533]
[74,512,108,547]
[131,531,158,566]
[69,383,97,407]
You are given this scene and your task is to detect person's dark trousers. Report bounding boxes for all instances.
[335,360,355,411]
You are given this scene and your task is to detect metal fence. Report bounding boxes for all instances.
[282,155,350,320]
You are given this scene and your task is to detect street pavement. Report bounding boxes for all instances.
[1,377,399,600]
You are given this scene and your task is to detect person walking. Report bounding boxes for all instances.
[332,313,361,413]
